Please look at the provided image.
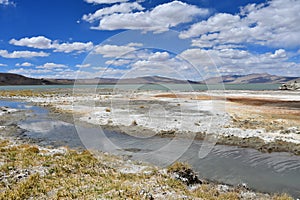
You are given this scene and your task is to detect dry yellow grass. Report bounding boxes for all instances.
[227,100,300,132]
[0,139,293,199]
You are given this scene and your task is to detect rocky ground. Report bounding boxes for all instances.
[0,102,293,199]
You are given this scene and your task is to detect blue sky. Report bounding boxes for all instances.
[0,0,299,80]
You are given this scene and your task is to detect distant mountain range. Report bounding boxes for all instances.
[0,73,55,85]
[47,76,198,85]
[0,73,299,85]
[202,73,299,84]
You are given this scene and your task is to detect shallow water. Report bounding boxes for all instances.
[1,100,300,198]
[0,83,281,91]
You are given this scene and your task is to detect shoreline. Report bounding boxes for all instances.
[1,88,299,155]
[0,105,292,199]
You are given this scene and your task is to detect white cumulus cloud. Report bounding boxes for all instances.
[52,41,93,53]
[15,62,34,67]
[179,48,298,76]
[0,50,49,58]
[270,49,287,59]
[10,36,52,49]
[87,1,209,33]
[105,59,132,66]
[75,63,91,68]
[36,62,68,70]
[82,2,144,23]
[10,36,93,53]
[148,52,170,61]
[0,0,14,6]
[93,43,139,58]
[179,0,300,48]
